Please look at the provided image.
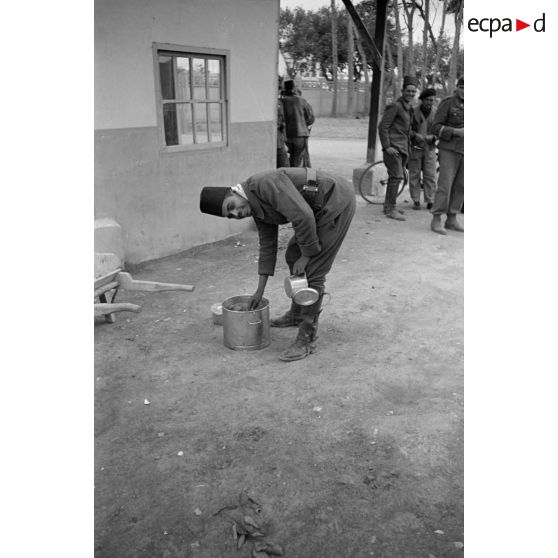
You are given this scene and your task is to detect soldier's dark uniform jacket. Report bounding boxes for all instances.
[281,95,315,139]
[242,168,355,277]
[378,97,416,156]
[432,95,464,154]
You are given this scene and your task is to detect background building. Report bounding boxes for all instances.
[95,0,280,264]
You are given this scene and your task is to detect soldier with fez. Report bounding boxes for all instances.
[199,168,355,361]
[378,75,419,221]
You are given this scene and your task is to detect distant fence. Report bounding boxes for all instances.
[301,84,369,117]
[298,77,398,117]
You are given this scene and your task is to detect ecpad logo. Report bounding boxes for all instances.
[468,13,546,37]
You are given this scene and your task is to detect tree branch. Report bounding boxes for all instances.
[413,0,437,49]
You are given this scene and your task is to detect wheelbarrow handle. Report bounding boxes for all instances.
[117,272,195,292]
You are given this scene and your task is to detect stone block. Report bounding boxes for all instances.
[94,218,124,263]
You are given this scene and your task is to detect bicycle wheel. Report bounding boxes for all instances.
[358,161,409,205]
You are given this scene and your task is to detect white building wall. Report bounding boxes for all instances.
[95,0,278,130]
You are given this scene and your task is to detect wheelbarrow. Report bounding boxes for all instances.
[94,252,195,323]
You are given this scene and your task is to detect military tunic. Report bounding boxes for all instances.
[378,97,414,157]
[242,168,355,292]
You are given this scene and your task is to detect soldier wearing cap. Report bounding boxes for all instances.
[281,79,315,167]
[199,168,355,362]
[378,75,419,221]
[430,76,464,234]
[409,87,438,210]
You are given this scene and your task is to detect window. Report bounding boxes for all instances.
[154,44,229,151]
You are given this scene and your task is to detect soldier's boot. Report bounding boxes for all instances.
[270,302,302,328]
[386,209,406,221]
[385,181,406,220]
[445,213,464,232]
[430,214,447,235]
[279,296,322,362]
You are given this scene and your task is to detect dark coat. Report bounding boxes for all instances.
[378,97,414,156]
[432,94,464,154]
[242,168,354,276]
[281,94,315,138]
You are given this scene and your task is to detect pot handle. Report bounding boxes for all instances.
[248,310,262,325]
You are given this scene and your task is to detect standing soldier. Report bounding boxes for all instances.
[409,88,438,210]
[378,76,419,221]
[430,76,464,234]
[281,79,315,168]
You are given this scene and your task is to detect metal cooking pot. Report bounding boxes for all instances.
[222,295,270,351]
[284,274,319,306]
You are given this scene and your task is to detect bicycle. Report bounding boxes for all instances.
[358,160,409,205]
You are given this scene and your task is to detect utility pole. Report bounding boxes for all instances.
[340,0,389,163]
[366,0,388,162]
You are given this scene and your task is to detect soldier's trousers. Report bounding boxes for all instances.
[285,197,356,293]
[408,147,437,204]
[431,148,464,216]
[286,137,309,168]
[383,150,408,212]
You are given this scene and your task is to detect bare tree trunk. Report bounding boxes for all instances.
[447,1,462,94]
[331,0,338,117]
[392,0,404,90]
[402,1,417,76]
[379,33,388,112]
[354,24,370,114]
[420,0,430,88]
[386,38,397,103]
[433,0,447,92]
[347,11,354,117]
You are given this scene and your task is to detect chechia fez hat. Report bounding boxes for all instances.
[402,75,419,88]
[457,76,464,86]
[419,87,437,100]
[200,186,229,217]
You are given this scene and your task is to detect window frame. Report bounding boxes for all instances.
[152,43,230,153]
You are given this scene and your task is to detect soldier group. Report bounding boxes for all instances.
[379,75,464,234]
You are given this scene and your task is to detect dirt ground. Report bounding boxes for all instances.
[95,125,464,558]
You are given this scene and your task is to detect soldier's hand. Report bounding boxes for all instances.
[453,128,464,138]
[248,291,263,310]
[385,147,399,157]
[293,256,310,276]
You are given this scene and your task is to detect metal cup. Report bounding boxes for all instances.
[284,274,319,306]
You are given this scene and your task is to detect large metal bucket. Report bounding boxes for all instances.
[222,295,270,351]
